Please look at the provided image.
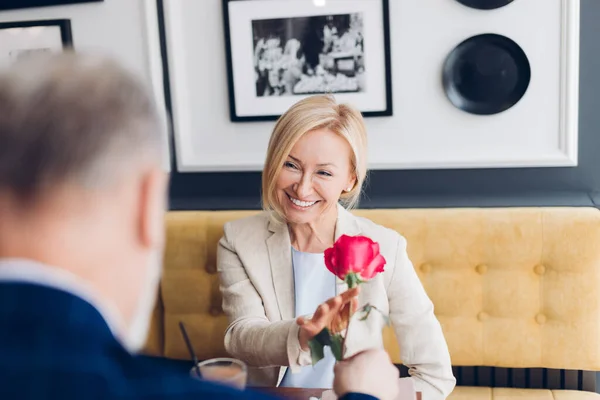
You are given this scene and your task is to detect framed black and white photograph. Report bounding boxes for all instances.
[0,0,103,12]
[222,0,392,122]
[0,19,73,70]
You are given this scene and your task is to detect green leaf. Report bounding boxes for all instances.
[357,303,391,325]
[329,333,344,361]
[314,327,333,346]
[309,328,334,366]
[358,303,373,321]
[308,337,325,365]
[308,328,346,364]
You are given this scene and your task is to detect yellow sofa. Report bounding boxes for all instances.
[144,207,600,399]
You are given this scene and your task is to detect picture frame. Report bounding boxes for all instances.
[222,0,392,122]
[0,19,73,70]
[0,0,103,12]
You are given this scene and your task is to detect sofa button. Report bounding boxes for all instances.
[534,264,546,275]
[476,264,488,274]
[478,312,489,322]
[420,263,431,273]
[206,264,216,274]
[210,306,222,316]
[536,313,547,324]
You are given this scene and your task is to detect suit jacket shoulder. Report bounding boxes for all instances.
[222,211,272,246]
[353,214,403,245]
[0,282,280,400]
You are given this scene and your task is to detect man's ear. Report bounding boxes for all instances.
[137,168,168,249]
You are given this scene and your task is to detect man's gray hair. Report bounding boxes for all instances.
[0,51,165,202]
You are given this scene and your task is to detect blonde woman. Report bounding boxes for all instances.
[217,95,456,399]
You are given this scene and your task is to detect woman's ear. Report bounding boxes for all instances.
[346,176,357,192]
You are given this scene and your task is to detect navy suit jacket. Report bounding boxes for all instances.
[0,282,376,399]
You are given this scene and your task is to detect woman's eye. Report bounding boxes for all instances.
[284,161,297,169]
[318,170,332,177]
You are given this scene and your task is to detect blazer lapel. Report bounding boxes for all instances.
[266,217,295,321]
[334,204,361,295]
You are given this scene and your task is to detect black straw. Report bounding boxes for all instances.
[179,321,201,378]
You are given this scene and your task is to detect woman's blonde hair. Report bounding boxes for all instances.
[261,94,368,221]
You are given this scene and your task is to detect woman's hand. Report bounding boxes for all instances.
[297,287,360,351]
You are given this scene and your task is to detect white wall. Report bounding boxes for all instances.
[2,1,576,174]
[164,0,578,172]
[0,0,170,171]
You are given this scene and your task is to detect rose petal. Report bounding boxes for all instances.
[361,253,386,280]
[325,235,386,281]
[324,247,338,277]
[341,235,373,274]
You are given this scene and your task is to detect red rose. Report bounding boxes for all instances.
[324,234,386,287]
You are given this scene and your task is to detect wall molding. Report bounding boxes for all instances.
[161,0,581,172]
[557,0,580,167]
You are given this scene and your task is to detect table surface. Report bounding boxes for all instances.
[256,387,327,399]
[255,387,422,399]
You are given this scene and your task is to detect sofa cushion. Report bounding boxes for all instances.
[160,211,256,360]
[150,207,600,373]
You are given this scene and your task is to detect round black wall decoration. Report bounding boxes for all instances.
[442,33,531,116]
[455,0,515,10]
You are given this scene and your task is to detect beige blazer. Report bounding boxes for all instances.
[217,204,456,399]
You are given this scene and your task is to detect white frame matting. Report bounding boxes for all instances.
[163,0,579,172]
[142,0,171,172]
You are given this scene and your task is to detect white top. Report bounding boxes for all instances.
[280,247,336,389]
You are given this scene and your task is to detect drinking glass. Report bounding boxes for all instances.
[190,357,247,390]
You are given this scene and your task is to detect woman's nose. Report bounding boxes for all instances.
[294,177,313,199]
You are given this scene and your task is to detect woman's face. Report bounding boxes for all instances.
[275,128,356,225]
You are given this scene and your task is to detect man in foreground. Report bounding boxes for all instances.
[0,52,401,400]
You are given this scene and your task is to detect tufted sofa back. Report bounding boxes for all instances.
[143,207,600,371]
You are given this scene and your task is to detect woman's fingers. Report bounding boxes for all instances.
[339,287,360,304]
[308,302,334,330]
[324,287,359,316]
[315,288,360,323]
[316,287,358,317]
[301,287,361,336]
[299,286,362,342]
[302,324,323,337]
[351,297,359,314]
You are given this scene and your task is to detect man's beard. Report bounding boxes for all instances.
[122,249,163,353]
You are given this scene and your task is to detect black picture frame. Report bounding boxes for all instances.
[0,0,103,12]
[0,19,74,65]
[222,0,393,122]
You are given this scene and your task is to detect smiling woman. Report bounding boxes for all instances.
[216,95,456,399]
[262,96,367,244]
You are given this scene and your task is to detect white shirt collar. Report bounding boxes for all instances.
[0,258,127,346]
